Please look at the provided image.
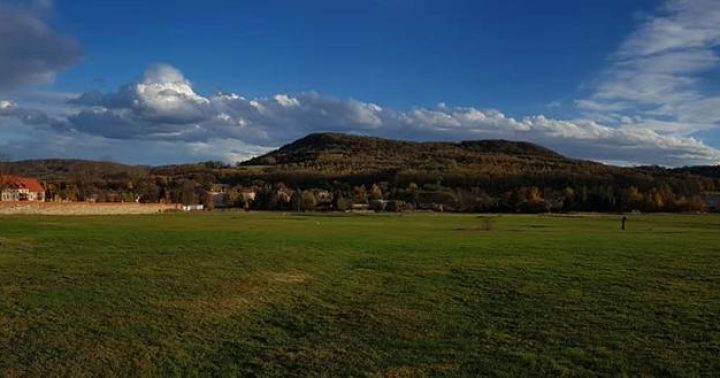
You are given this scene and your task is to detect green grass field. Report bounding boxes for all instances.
[1,212,719,377]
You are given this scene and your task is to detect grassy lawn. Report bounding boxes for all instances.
[0,212,719,376]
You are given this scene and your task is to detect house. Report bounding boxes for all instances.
[0,175,45,202]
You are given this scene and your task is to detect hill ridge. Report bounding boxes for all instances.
[242,132,570,168]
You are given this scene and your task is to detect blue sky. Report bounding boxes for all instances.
[53,0,652,112]
[1,0,720,166]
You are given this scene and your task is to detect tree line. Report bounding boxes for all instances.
[6,160,712,213]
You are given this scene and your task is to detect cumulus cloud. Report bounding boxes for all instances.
[2,60,719,165]
[2,63,698,165]
[577,0,720,137]
[134,64,211,123]
[0,2,81,91]
[63,64,217,139]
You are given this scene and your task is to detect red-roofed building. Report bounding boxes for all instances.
[0,175,46,202]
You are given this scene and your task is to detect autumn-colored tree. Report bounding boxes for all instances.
[407,182,420,205]
[301,191,317,211]
[353,185,368,204]
[370,184,384,200]
[646,189,665,211]
[562,186,576,210]
[527,186,543,204]
[623,186,644,211]
[687,196,706,212]
[333,193,350,211]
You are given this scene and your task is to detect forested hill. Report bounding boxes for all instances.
[2,159,147,180]
[242,132,574,170]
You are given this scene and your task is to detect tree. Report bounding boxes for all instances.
[646,189,666,211]
[301,191,317,211]
[252,185,277,210]
[369,199,386,212]
[623,186,644,211]
[178,179,200,205]
[524,186,546,213]
[370,183,384,201]
[203,192,216,211]
[386,200,405,212]
[332,193,350,211]
[687,196,706,212]
[290,190,302,212]
[158,187,170,203]
[225,187,242,208]
[353,185,368,204]
[527,187,543,203]
[407,182,420,206]
[562,186,576,211]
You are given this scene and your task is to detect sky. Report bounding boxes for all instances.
[1,0,720,166]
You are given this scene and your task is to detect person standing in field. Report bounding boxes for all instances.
[621,216,627,231]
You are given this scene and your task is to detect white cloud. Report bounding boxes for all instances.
[135,64,210,113]
[2,63,720,166]
[578,0,720,138]
[616,0,720,58]
[273,94,300,108]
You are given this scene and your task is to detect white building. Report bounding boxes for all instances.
[0,175,46,202]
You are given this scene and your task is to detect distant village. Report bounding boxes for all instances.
[1,173,720,214]
[0,174,401,213]
[0,174,388,212]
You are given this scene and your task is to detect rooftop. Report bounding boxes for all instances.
[0,175,45,193]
